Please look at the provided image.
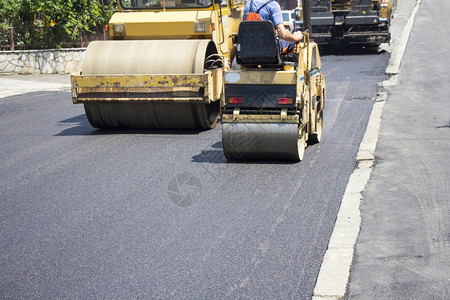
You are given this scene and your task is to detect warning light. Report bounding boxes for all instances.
[228,97,243,104]
[277,97,293,105]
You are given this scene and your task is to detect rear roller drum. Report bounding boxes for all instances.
[222,123,306,162]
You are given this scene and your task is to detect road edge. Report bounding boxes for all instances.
[311,92,386,300]
[386,0,422,75]
[312,1,422,299]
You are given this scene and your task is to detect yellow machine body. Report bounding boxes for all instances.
[71,0,244,129]
[378,0,393,21]
[72,70,223,103]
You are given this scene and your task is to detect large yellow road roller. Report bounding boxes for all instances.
[71,0,244,129]
[221,19,326,161]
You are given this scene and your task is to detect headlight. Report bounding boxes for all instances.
[194,22,207,33]
[112,23,126,37]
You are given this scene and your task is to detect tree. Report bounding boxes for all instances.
[0,0,39,25]
[38,0,113,39]
[0,0,116,48]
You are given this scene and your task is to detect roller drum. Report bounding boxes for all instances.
[222,123,304,161]
[82,40,220,129]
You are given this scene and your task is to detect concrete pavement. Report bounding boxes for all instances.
[346,0,450,298]
[0,74,70,98]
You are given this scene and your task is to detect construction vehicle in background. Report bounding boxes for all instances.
[71,0,245,129]
[221,0,326,161]
[301,0,392,47]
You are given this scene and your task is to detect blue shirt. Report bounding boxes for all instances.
[243,0,284,27]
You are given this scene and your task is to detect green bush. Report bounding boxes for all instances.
[0,0,116,49]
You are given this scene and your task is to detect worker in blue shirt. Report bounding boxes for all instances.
[243,0,303,54]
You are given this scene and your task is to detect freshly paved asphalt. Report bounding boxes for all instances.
[0,51,387,298]
[0,53,393,299]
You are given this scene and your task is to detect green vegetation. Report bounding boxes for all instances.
[0,0,117,49]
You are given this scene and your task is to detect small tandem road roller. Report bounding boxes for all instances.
[221,20,326,162]
[71,0,245,129]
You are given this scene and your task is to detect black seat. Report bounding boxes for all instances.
[236,21,283,68]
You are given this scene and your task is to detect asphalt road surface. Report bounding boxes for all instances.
[0,49,389,299]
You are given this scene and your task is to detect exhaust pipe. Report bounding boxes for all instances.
[302,0,312,33]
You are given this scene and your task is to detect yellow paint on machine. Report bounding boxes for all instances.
[224,70,297,85]
[71,69,222,104]
[109,11,215,39]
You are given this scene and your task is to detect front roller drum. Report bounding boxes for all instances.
[222,123,306,162]
[81,39,221,129]
[84,101,220,129]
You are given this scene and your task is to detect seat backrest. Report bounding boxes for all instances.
[236,21,282,67]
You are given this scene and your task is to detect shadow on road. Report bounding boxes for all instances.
[54,114,206,136]
[191,141,298,165]
[192,141,227,164]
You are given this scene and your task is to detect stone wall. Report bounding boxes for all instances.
[0,48,86,75]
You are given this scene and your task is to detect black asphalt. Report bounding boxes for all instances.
[0,50,388,297]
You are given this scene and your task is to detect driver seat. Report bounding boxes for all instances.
[236,21,283,68]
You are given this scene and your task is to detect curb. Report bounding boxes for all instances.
[312,93,386,300]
